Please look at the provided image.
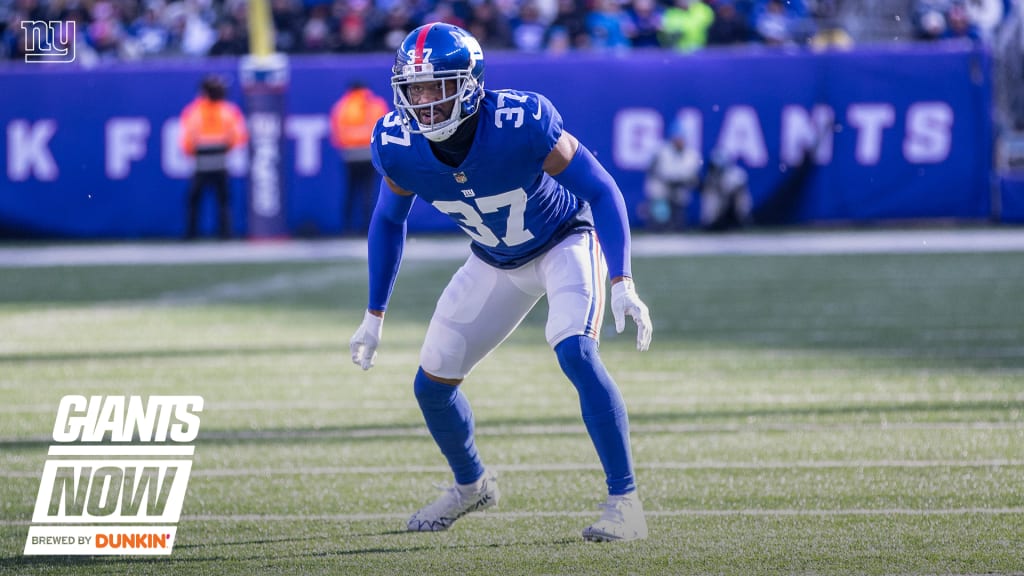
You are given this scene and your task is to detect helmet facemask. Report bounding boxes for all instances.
[392,62,482,142]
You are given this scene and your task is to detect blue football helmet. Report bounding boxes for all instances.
[392,23,485,142]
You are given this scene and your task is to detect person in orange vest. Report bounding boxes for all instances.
[179,75,249,240]
[330,81,390,236]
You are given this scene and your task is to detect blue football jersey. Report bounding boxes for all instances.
[371,89,593,269]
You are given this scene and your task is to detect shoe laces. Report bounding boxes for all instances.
[596,498,630,524]
[418,483,468,514]
[422,471,493,510]
[439,482,465,497]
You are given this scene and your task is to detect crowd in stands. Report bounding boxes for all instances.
[913,0,1012,42]
[0,0,1015,62]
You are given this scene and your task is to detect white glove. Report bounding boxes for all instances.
[349,310,384,370]
[611,279,653,352]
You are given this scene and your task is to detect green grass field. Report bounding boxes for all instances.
[1,241,1023,575]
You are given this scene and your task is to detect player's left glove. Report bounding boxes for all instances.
[611,279,653,352]
[350,310,384,370]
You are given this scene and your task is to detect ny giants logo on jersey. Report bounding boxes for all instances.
[24,396,203,556]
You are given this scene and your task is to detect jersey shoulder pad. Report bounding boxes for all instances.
[524,91,561,130]
[491,89,563,159]
[371,111,412,176]
[372,111,410,144]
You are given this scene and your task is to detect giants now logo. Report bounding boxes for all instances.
[23,396,202,556]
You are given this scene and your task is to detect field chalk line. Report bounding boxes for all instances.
[3,229,1024,268]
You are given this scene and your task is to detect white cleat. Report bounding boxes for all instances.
[582,491,649,542]
[407,469,499,532]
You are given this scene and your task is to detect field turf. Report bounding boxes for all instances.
[1,238,1022,575]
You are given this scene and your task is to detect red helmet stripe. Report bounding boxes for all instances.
[413,24,434,64]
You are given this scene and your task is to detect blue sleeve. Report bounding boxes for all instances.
[367,179,415,311]
[553,144,632,280]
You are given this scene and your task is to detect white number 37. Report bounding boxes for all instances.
[433,188,535,248]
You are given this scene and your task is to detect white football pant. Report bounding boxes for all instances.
[419,230,606,380]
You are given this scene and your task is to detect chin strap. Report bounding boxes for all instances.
[423,123,459,142]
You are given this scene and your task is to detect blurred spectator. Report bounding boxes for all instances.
[129,2,173,57]
[179,2,217,56]
[700,150,751,231]
[68,7,102,65]
[422,1,466,28]
[87,1,124,60]
[808,22,853,48]
[545,24,572,53]
[371,5,416,52]
[179,75,248,240]
[915,6,949,39]
[754,0,813,46]
[271,0,303,53]
[660,0,715,51]
[532,0,560,25]
[807,0,853,49]
[512,1,548,51]
[493,0,523,23]
[207,19,246,56]
[707,0,752,45]
[2,20,30,61]
[330,80,389,236]
[629,0,664,48]
[914,0,957,40]
[336,13,371,52]
[4,0,1011,62]
[945,2,982,40]
[550,0,590,49]
[753,0,810,19]
[643,125,702,231]
[587,0,634,51]
[301,4,335,52]
[11,0,48,22]
[467,0,513,49]
[964,0,1009,43]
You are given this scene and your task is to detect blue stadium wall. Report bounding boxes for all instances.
[0,43,996,238]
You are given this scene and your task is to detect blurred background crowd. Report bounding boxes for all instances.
[0,0,1017,62]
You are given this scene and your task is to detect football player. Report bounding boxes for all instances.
[349,22,653,542]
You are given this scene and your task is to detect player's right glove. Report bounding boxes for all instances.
[350,310,384,370]
[611,279,653,352]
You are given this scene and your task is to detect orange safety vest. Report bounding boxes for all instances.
[179,97,248,156]
[330,88,390,151]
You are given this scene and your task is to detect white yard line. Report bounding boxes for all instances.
[0,238,462,268]
[150,267,360,306]
[631,230,1024,256]
[3,421,1023,447]
[3,229,1024,268]
[187,459,1024,477]
[3,459,1022,479]
[3,507,1023,526]
[182,507,1024,522]
[4,391,1023,414]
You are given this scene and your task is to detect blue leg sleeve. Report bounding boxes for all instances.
[413,368,485,485]
[555,335,636,495]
